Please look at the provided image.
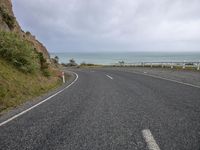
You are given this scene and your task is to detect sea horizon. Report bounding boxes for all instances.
[50,51,200,65]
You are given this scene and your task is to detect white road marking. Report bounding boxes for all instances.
[0,72,79,127]
[142,129,161,150]
[131,71,200,89]
[106,75,113,80]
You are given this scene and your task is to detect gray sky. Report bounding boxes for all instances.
[13,0,200,52]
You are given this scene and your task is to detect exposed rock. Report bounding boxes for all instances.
[24,32,50,62]
[0,0,50,61]
[0,15,10,31]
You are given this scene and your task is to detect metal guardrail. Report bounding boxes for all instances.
[112,61,200,70]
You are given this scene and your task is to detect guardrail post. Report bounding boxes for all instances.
[134,61,198,70]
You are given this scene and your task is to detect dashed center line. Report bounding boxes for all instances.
[106,75,113,80]
[142,129,161,150]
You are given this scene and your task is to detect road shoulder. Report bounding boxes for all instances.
[0,70,76,124]
[103,67,200,88]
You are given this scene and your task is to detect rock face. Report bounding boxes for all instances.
[0,0,50,61]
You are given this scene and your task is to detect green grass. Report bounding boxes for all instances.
[0,31,40,73]
[0,31,63,113]
[0,59,62,112]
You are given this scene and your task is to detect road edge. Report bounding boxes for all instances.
[128,70,200,89]
[105,68,200,89]
[0,71,78,127]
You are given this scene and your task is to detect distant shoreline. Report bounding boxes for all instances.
[50,52,200,65]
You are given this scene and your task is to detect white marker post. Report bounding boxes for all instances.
[62,71,65,83]
[171,63,173,69]
[161,63,164,68]
[183,60,186,69]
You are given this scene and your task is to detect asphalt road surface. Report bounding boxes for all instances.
[1,69,200,150]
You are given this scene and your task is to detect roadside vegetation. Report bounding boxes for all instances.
[61,59,103,68]
[0,31,39,73]
[0,31,63,112]
[79,62,103,67]
[0,6,15,29]
[62,58,78,67]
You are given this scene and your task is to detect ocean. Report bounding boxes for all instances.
[50,52,200,65]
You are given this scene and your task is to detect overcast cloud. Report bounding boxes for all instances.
[13,0,200,52]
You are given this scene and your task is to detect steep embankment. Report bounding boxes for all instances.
[0,0,62,112]
[0,0,50,60]
[0,59,61,111]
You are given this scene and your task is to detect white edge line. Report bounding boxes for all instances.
[142,129,161,150]
[130,71,200,89]
[106,74,113,80]
[0,72,79,127]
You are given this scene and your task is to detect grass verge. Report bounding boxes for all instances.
[0,58,63,113]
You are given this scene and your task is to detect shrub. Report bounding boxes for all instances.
[0,31,39,73]
[25,31,31,35]
[42,68,51,77]
[80,62,86,66]
[69,58,75,63]
[66,58,78,66]
[51,56,59,64]
[36,51,52,77]
[54,56,59,64]
[37,52,49,69]
[0,6,15,29]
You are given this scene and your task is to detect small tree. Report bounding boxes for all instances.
[25,31,31,35]
[80,62,86,66]
[54,56,59,64]
[69,58,75,64]
[119,61,125,66]
[67,58,77,66]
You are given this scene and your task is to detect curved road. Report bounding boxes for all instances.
[0,69,200,150]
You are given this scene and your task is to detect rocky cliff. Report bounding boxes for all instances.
[0,0,50,61]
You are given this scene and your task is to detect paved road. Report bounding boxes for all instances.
[0,69,200,150]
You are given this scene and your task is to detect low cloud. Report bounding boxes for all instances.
[13,0,200,52]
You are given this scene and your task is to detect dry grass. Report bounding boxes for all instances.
[0,59,62,112]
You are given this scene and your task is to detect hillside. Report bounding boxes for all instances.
[0,59,61,111]
[0,0,50,60]
[0,0,62,112]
